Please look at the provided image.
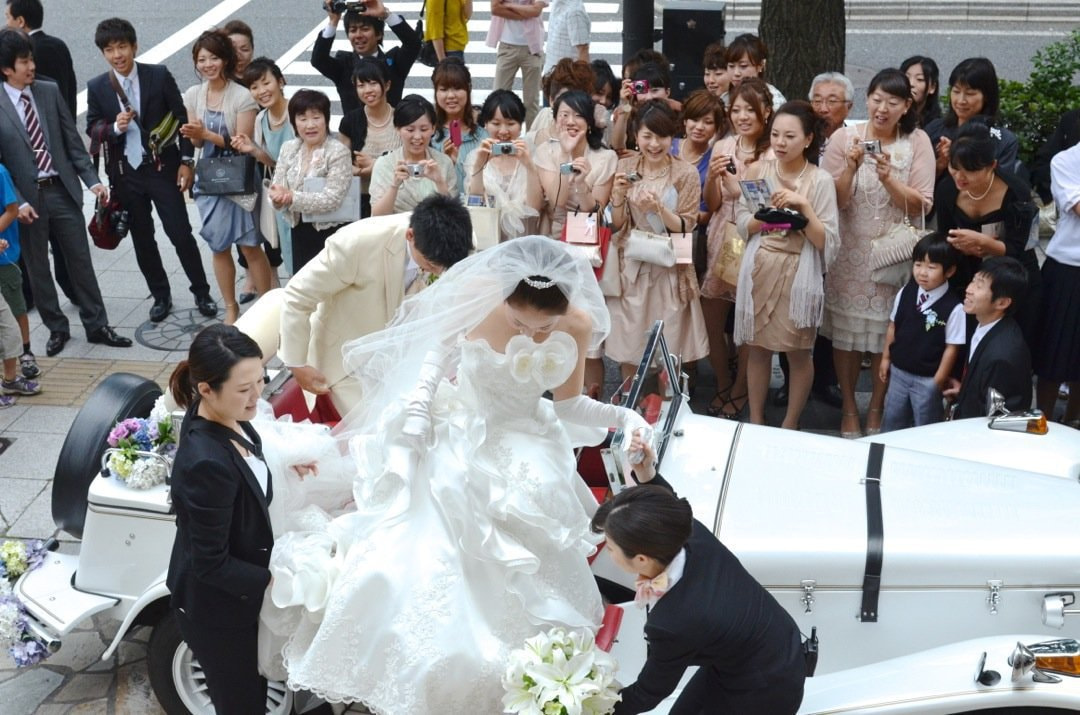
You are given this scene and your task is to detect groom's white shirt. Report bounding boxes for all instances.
[279,213,414,415]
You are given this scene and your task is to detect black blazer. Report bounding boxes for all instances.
[614,475,806,715]
[954,316,1032,420]
[167,405,274,628]
[85,63,194,173]
[29,31,77,119]
[311,18,420,111]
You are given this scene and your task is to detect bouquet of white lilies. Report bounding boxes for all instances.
[502,626,621,715]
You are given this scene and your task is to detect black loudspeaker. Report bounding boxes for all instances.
[660,0,726,100]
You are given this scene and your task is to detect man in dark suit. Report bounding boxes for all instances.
[313,0,420,111]
[0,29,131,356]
[592,441,806,715]
[5,0,78,307]
[946,256,1033,419]
[87,18,216,323]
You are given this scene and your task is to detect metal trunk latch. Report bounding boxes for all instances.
[987,580,1003,615]
[800,580,816,614]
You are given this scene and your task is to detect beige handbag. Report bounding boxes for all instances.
[624,217,692,268]
[870,201,928,289]
[467,205,501,251]
[597,246,622,298]
[709,206,744,287]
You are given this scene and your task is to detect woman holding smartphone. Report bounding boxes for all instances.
[464,90,542,239]
[430,58,486,191]
[337,59,402,219]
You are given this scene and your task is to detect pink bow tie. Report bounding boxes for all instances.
[634,571,669,608]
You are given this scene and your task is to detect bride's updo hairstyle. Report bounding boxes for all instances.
[169,324,262,409]
[507,275,570,314]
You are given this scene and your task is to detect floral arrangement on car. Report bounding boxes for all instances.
[104,397,177,490]
[502,626,621,715]
[0,539,51,667]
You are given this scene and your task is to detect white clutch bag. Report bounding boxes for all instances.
[301,176,361,225]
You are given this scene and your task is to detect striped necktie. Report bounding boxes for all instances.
[916,291,928,311]
[20,92,55,175]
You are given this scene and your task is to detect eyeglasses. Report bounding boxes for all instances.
[810,98,849,109]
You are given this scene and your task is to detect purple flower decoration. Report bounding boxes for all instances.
[106,424,127,448]
[24,541,46,572]
[10,637,48,667]
[0,560,7,582]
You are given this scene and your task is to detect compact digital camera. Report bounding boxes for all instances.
[559,162,577,175]
[631,79,650,95]
[861,139,882,155]
[493,142,517,156]
[626,171,642,183]
[406,163,424,177]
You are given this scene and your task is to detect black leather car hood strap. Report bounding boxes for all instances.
[860,441,885,623]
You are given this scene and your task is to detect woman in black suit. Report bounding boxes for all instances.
[592,440,806,715]
[166,324,272,712]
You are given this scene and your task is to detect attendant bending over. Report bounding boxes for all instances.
[592,437,806,715]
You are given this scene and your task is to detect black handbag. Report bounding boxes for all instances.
[194,152,256,196]
[416,0,442,68]
[754,206,809,232]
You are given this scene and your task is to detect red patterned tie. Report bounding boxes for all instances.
[20,92,55,175]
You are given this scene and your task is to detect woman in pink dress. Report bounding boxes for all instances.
[821,68,935,437]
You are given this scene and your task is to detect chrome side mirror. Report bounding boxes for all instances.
[1010,642,1036,682]
[1042,593,1080,629]
[986,388,1009,418]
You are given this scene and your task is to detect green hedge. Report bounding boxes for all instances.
[998,29,1080,166]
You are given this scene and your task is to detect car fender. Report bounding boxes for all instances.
[101,578,170,661]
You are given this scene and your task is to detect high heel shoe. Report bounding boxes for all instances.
[706,390,731,417]
[865,407,884,436]
[840,411,862,439]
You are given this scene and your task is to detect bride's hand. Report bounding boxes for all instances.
[292,462,319,480]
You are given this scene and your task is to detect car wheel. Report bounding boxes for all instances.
[53,373,162,539]
[147,612,291,715]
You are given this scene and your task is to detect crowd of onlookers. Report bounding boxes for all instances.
[0,0,1076,433]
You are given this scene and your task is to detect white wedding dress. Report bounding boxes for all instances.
[262,330,605,713]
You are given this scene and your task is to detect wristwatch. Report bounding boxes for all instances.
[180,158,195,168]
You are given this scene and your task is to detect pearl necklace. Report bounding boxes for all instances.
[776,159,808,184]
[366,105,393,129]
[736,136,756,155]
[267,105,288,128]
[680,139,707,166]
[965,175,995,202]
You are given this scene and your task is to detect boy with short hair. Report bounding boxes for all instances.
[880,233,965,431]
[944,256,1033,419]
[0,162,42,406]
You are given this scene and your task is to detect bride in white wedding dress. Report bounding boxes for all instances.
[261,236,650,713]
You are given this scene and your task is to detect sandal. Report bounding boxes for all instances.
[720,393,748,421]
[841,411,862,439]
[865,407,884,436]
[706,390,730,417]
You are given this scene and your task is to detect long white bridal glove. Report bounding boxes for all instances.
[553,395,653,462]
[400,350,448,448]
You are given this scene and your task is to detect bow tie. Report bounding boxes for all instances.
[634,571,669,608]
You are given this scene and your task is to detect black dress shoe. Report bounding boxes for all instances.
[813,384,844,409]
[149,297,172,323]
[772,383,789,407]
[45,331,69,357]
[195,295,218,318]
[87,326,133,348]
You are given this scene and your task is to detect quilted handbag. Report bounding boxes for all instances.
[870,210,928,289]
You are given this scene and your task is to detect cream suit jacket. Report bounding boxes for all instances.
[279,213,413,414]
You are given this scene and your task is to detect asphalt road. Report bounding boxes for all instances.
[34,0,1080,126]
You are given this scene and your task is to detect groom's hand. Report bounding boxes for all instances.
[291,365,330,395]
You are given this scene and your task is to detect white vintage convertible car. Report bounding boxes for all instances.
[15,292,1080,714]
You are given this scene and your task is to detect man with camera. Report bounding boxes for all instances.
[313,0,420,112]
[86,18,216,324]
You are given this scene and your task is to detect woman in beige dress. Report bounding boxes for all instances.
[370,95,458,216]
[608,100,708,378]
[735,101,839,428]
[701,78,773,418]
[820,69,934,437]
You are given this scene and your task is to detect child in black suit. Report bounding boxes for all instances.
[944,256,1032,419]
[880,233,966,431]
[592,438,805,715]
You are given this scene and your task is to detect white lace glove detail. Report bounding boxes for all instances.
[400,350,447,448]
[553,395,653,462]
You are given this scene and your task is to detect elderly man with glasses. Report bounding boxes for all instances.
[809,71,855,142]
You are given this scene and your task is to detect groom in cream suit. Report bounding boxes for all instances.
[280,195,473,415]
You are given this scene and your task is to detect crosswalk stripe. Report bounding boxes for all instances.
[280,3,627,116]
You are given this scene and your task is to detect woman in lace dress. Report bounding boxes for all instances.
[263,237,651,714]
[734,101,839,429]
[608,99,708,378]
[267,90,353,275]
[463,90,543,240]
[821,69,934,437]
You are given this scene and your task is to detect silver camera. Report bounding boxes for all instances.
[861,139,882,155]
[626,171,642,183]
[492,142,517,156]
[406,163,424,177]
[559,162,576,175]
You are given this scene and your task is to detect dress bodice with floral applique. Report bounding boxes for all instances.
[452,331,578,422]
